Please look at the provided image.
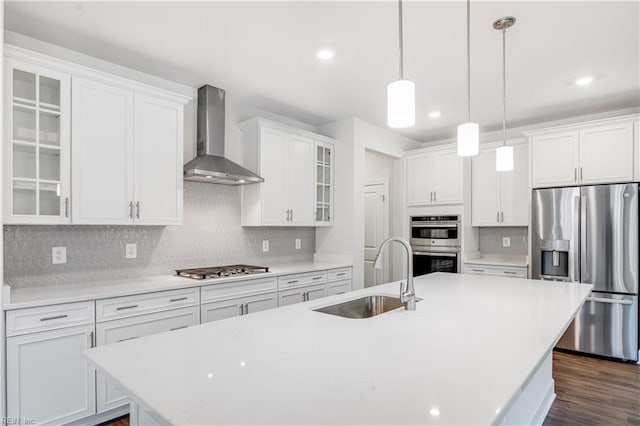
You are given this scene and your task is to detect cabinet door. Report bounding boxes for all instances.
[531,131,579,188]
[259,127,290,225]
[314,141,333,225]
[406,154,433,206]
[201,298,244,323]
[327,280,352,296]
[278,287,306,307]
[96,307,199,413]
[244,292,277,315]
[4,59,71,224]
[471,150,500,226]
[500,144,530,226]
[133,94,183,225]
[288,135,314,225]
[72,77,134,224]
[579,122,634,185]
[433,151,463,204]
[7,324,96,425]
[304,284,328,301]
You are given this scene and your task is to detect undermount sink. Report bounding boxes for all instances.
[314,295,421,319]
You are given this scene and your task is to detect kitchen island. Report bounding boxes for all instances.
[85,272,592,425]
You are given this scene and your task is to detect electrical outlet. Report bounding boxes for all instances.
[52,247,67,264]
[502,237,511,248]
[295,238,301,250]
[125,243,137,259]
[262,240,269,252]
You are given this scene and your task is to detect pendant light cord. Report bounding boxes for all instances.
[502,27,507,146]
[398,0,404,79]
[466,0,471,122]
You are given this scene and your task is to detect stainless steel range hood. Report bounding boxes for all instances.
[183,85,263,185]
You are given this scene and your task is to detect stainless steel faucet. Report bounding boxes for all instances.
[372,237,416,311]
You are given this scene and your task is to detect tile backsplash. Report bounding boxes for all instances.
[478,226,528,256]
[4,182,315,288]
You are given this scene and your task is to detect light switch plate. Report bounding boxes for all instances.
[295,238,301,250]
[262,240,269,252]
[52,247,67,264]
[502,237,511,248]
[125,243,137,259]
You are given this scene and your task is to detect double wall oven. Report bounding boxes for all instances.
[410,215,461,276]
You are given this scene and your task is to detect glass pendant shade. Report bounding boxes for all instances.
[496,145,514,171]
[387,79,415,128]
[457,122,479,156]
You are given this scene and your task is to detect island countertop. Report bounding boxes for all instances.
[85,273,592,425]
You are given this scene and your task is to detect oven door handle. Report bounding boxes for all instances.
[411,224,459,228]
[414,251,458,257]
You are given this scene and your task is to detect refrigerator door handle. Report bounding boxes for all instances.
[586,296,634,305]
[580,195,587,283]
[572,195,581,282]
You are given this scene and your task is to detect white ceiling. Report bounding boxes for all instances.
[5,1,640,141]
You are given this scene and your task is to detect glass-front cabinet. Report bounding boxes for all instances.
[4,59,71,224]
[314,140,333,226]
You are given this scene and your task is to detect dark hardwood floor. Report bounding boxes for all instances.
[103,350,640,426]
[544,350,640,426]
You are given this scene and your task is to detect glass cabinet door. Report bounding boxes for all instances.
[6,61,70,223]
[315,142,333,225]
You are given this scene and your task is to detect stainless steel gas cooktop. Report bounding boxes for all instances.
[175,265,270,280]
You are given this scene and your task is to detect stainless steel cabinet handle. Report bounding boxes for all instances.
[40,314,68,322]
[574,168,577,182]
[434,192,437,202]
[503,271,517,275]
[430,192,433,203]
[116,304,139,311]
[303,292,308,302]
[580,167,583,181]
[64,198,69,218]
[170,325,188,331]
[312,276,323,280]
[239,304,244,315]
[129,201,134,219]
[136,201,140,219]
[285,209,290,221]
[169,297,188,303]
[500,212,504,222]
[497,211,500,222]
[117,336,138,343]
[89,331,95,348]
[290,209,294,222]
[288,280,299,284]
[243,303,249,315]
[471,269,485,273]
[336,273,346,276]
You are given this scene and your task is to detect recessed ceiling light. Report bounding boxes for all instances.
[428,111,441,118]
[316,49,335,60]
[430,408,440,417]
[575,76,594,86]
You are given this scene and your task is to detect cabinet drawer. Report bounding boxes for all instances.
[327,268,352,282]
[464,265,527,279]
[278,271,327,290]
[96,287,199,322]
[6,301,95,337]
[201,277,277,304]
[327,280,352,296]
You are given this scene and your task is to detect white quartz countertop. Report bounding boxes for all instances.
[85,273,592,425]
[2,261,352,310]
[464,255,529,268]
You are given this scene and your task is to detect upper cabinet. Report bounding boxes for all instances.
[529,117,636,188]
[472,142,529,226]
[3,58,71,224]
[406,147,462,206]
[3,47,189,225]
[240,118,335,227]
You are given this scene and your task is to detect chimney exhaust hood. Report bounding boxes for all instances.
[183,85,264,185]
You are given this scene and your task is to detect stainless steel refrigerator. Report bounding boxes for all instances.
[532,183,639,361]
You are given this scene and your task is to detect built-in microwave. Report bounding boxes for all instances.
[410,215,461,276]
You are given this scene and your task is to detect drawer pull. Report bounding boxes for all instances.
[170,297,188,303]
[312,276,323,280]
[503,271,518,275]
[170,325,188,331]
[117,336,138,343]
[471,269,485,273]
[40,314,68,322]
[287,280,299,284]
[116,304,139,311]
[336,272,346,277]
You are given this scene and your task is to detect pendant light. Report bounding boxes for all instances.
[494,16,515,171]
[457,0,479,157]
[387,0,415,128]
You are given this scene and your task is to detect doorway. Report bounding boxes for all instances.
[364,182,389,287]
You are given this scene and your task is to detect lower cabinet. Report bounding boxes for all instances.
[200,292,277,323]
[327,280,352,296]
[95,306,199,413]
[278,284,328,307]
[7,324,96,425]
[463,264,528,279]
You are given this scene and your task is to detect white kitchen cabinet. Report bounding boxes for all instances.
[96,306,200,413]
[528,116,636,188]
[200,292,277,323]
[472,142,529,226]
[7,324,96,425]
[240,118,334,226]
[463,264,527,279]
[72,78,185,225]
[278,283,327,307]
[3,58,72,224]
[314,140,334,225]
[406,147,462,206]
[327,280,352,296]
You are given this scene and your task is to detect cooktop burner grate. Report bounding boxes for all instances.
[175,264,270,280]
